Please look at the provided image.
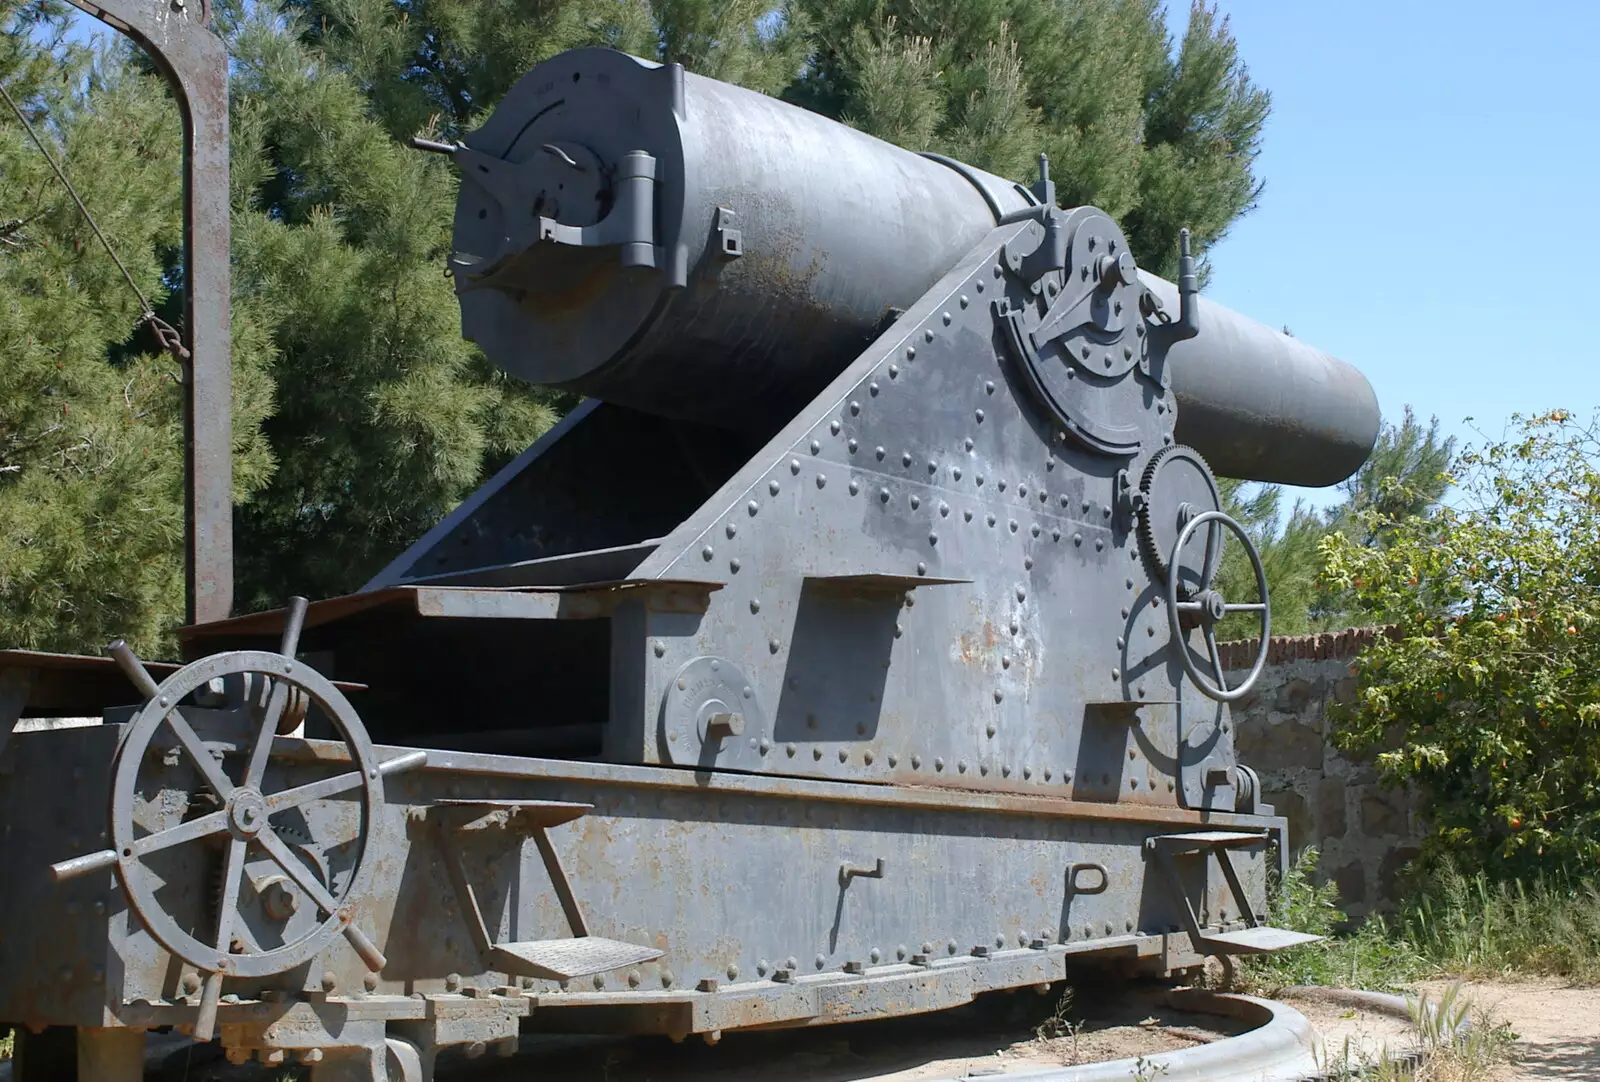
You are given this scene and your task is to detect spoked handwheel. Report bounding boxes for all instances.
[1163,511,1271,702]
[50,598,426,1040]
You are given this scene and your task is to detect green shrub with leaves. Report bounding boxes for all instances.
[1322,409,1600,878]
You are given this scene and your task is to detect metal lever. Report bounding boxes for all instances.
[839,857,886,886]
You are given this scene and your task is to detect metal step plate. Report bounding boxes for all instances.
[1198,927,1323,955]
[490,937,665,981]
[1149,830,1269,852]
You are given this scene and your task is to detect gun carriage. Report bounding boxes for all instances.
[0,7,1380,1080]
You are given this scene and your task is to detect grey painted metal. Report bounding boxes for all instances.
[451,48,1034,434]
[1141,273,1382,487]
[64,0,233,624]
[450,48,1378,488]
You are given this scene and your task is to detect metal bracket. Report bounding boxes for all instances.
[714,207,742,259]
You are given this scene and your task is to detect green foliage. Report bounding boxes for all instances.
[789,0,1270,277]
[1240,848,1422,994]
[0,4,274,654]
[223,4,561,608]
[1396,860,1600,982]
[1323,409,1600,878]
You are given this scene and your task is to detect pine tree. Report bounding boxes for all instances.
[0,2,274,653]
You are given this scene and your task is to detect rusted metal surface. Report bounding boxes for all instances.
[63,0,233,626]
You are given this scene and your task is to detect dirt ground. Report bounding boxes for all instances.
[1413,979,1600,1080]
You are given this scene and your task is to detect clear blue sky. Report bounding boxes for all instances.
[1172,1,1600,509]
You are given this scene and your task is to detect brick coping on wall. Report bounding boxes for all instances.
[1216,626,1400,671]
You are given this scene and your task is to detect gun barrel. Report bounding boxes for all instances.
[453,48,1380,486]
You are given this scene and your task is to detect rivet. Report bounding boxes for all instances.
[975,409,985,423]
[1125,345,1134,359]
[813,748,823,760]
[964,509,974,522]
[1082,499,1091,513]
[1009,619,1019,634]
[985,380,995,395]
[907,346,917,359]
[1116,637,1125,649]
[1074,533,1083,546]
[1103,505,1112,519]
[925,328,935,342]
[1104,355,1113,368]
[786,743,796,757]
[888,752,899,767]
[917,561,927,575]
[1045,767,1053,780]
[880,487,890,503]
[817,474,827,488]
[726,522,737,539]
[829,420,840,436]
[864,749,875,765]
[977,279,986,291]
[939,501,950,517]
[903,451,913,467]
[1024,765,1033,779]
[980,762,990,775]
[910,494,921,509]
[678,677,688,690]
[897,944,908,960]
[1060,494,1070,506]
[986,722,997,737]
[1009,520,1018,533]
[935,757,945,771]
[1095,538,1105,551]
[1137,684,1146,697]
[1002,764,1012,777]
[987,513,997,527]
[998,479,1007,492]
[758,959,769,976]
[654,640,666,657]
[158,697,169,708]
[702,546,714,560]
[994,690,1004,703]
[812,438,823,452]
[1052,528,1061,541]
[790,459,801,474]
[849,480,860,495]
[760,738,771,754]
[1030,524,1041,538]
[889,365,899,378]
[750,599,761,613]
[928,531,939,546]
[894,622,904,637]
[1121,608,1130,618]
[942,312,952,326]
[1112,668,1121,680]
[1081,345,1090,359]
[965,437,975,451]
[839,748,849,762]
[730,557,741,573]
[851,401,862,415]
[769,479,780,496]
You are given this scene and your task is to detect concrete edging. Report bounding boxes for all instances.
[916,990,1322,1082]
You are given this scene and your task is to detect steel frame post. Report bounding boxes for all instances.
[65,0,233,624]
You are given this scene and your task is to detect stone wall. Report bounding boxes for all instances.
[1220,628,1420,917]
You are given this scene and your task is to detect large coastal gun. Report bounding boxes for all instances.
[0,42,1378,1082]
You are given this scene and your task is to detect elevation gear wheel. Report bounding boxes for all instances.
[1136,444,1223,593]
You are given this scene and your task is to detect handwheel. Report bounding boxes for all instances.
[50,598,426,1040]
[1164,511,1271,702]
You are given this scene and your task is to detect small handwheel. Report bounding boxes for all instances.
[50,598,425,1040]
[1164,511,1270,702]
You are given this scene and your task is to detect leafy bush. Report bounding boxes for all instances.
[1322,409,1600,878]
